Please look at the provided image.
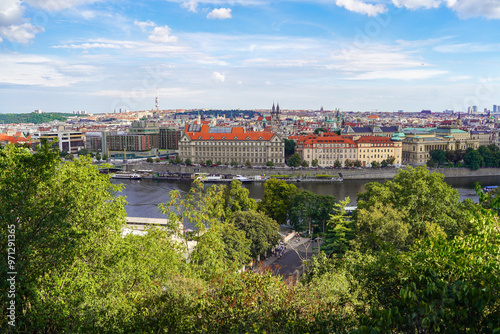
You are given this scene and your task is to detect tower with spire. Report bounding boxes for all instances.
[271,102,280,128]
[155,87,159,111]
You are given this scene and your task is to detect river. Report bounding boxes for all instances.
[112,175,498,219]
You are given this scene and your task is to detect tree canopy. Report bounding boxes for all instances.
[257,179,297,225]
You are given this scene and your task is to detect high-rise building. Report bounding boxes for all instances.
[494,105,498,113]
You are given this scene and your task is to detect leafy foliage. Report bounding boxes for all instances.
[0,112,74,124]
[289,190,337,233]
[229,210,281,259]
[287,152,302,167]
[257,179,297,225]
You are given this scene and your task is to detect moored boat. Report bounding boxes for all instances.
[112,173,142,180]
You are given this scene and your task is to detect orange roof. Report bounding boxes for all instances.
[184,124,276,141]
[368,114,379,119]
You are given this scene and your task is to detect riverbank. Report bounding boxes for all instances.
[122,163,500,180]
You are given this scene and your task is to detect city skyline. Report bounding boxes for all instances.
[1,0,500,114]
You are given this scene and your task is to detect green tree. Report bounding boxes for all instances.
[220,222,252,268]
[222,180,257,219]
[175,156,182,164]
[321,198,353,257]
[352,202,410,251]
[464,148,483,170]
[206,159,213,166]
[245,160,252,167]
[146,157,154,163]
[311,158,318,167]
[353,160,362,167]
[284,138,296,157]
[102,153,108,161]
[77,148,92,156]
[380,159,388,167]
[95,152,102,161]
[334,159,342,168]
[155,157,161,163]
[0,144,133,331]
[426,158,438,167]
[185,158,192,165]
[386,156,395,165]
[289,190,337,234]
[357,166,475,244]
[357,210,500,333]
[266,160,274,167]
[301,160,309,167]
[229,210,281,260]
[430,149,447,166]
[371,161,379,168]
[257,179,297,225]
[287,153,301,167]
[478,145,498,167]
[345,159,354,167]
[314,128,325,135]
[230,159,238,167]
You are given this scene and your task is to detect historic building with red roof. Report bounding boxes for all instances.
[179,124,285,166]
[292,133,402,167]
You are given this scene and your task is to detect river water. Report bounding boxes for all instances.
[112,175,498,219]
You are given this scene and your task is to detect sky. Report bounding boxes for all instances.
[1,0,500,114]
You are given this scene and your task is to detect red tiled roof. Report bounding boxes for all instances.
[184,125,276,141]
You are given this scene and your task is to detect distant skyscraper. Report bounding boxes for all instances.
[494,105,498,113]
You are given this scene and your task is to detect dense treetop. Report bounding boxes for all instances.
[1,145,498,333]
[0,112,75,125]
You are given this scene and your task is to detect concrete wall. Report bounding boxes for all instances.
[123,162,500,180]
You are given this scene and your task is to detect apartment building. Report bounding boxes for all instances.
[31,130,85,154]
[178,124,285,165]
[293,133,402,167]
[293,133,357,167]
[356,136,402,167]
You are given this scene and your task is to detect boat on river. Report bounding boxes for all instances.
[112,173,142,180]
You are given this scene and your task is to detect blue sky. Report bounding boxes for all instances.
[1,0,500,114]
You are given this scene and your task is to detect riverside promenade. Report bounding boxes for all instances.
[122,163,500,180]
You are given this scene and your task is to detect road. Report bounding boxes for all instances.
[262,237,322,280]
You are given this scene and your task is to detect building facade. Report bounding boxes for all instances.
[159,127,181,150]
[31,131,85,154]
[292,133,402,167]
[179,124,285,165]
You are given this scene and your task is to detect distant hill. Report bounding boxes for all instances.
[0,112,75,124]
[178,109,263,119]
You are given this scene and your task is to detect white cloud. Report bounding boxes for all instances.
[348,69,447,80]
[0,0,24,26]
[392,0,441,9]
[24,0,98,11]
[336,0,387,16]
[181,0,198,12]
[211,71,225,82]
[446,0,500,19]
[148,26,178,43]
[0,54,90,87]
[0,22,44,44]
[392,0,500,19]
[134,20,156,31]
[207,8,232,19]
[433,42,500,53]
[52,42,126,49]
